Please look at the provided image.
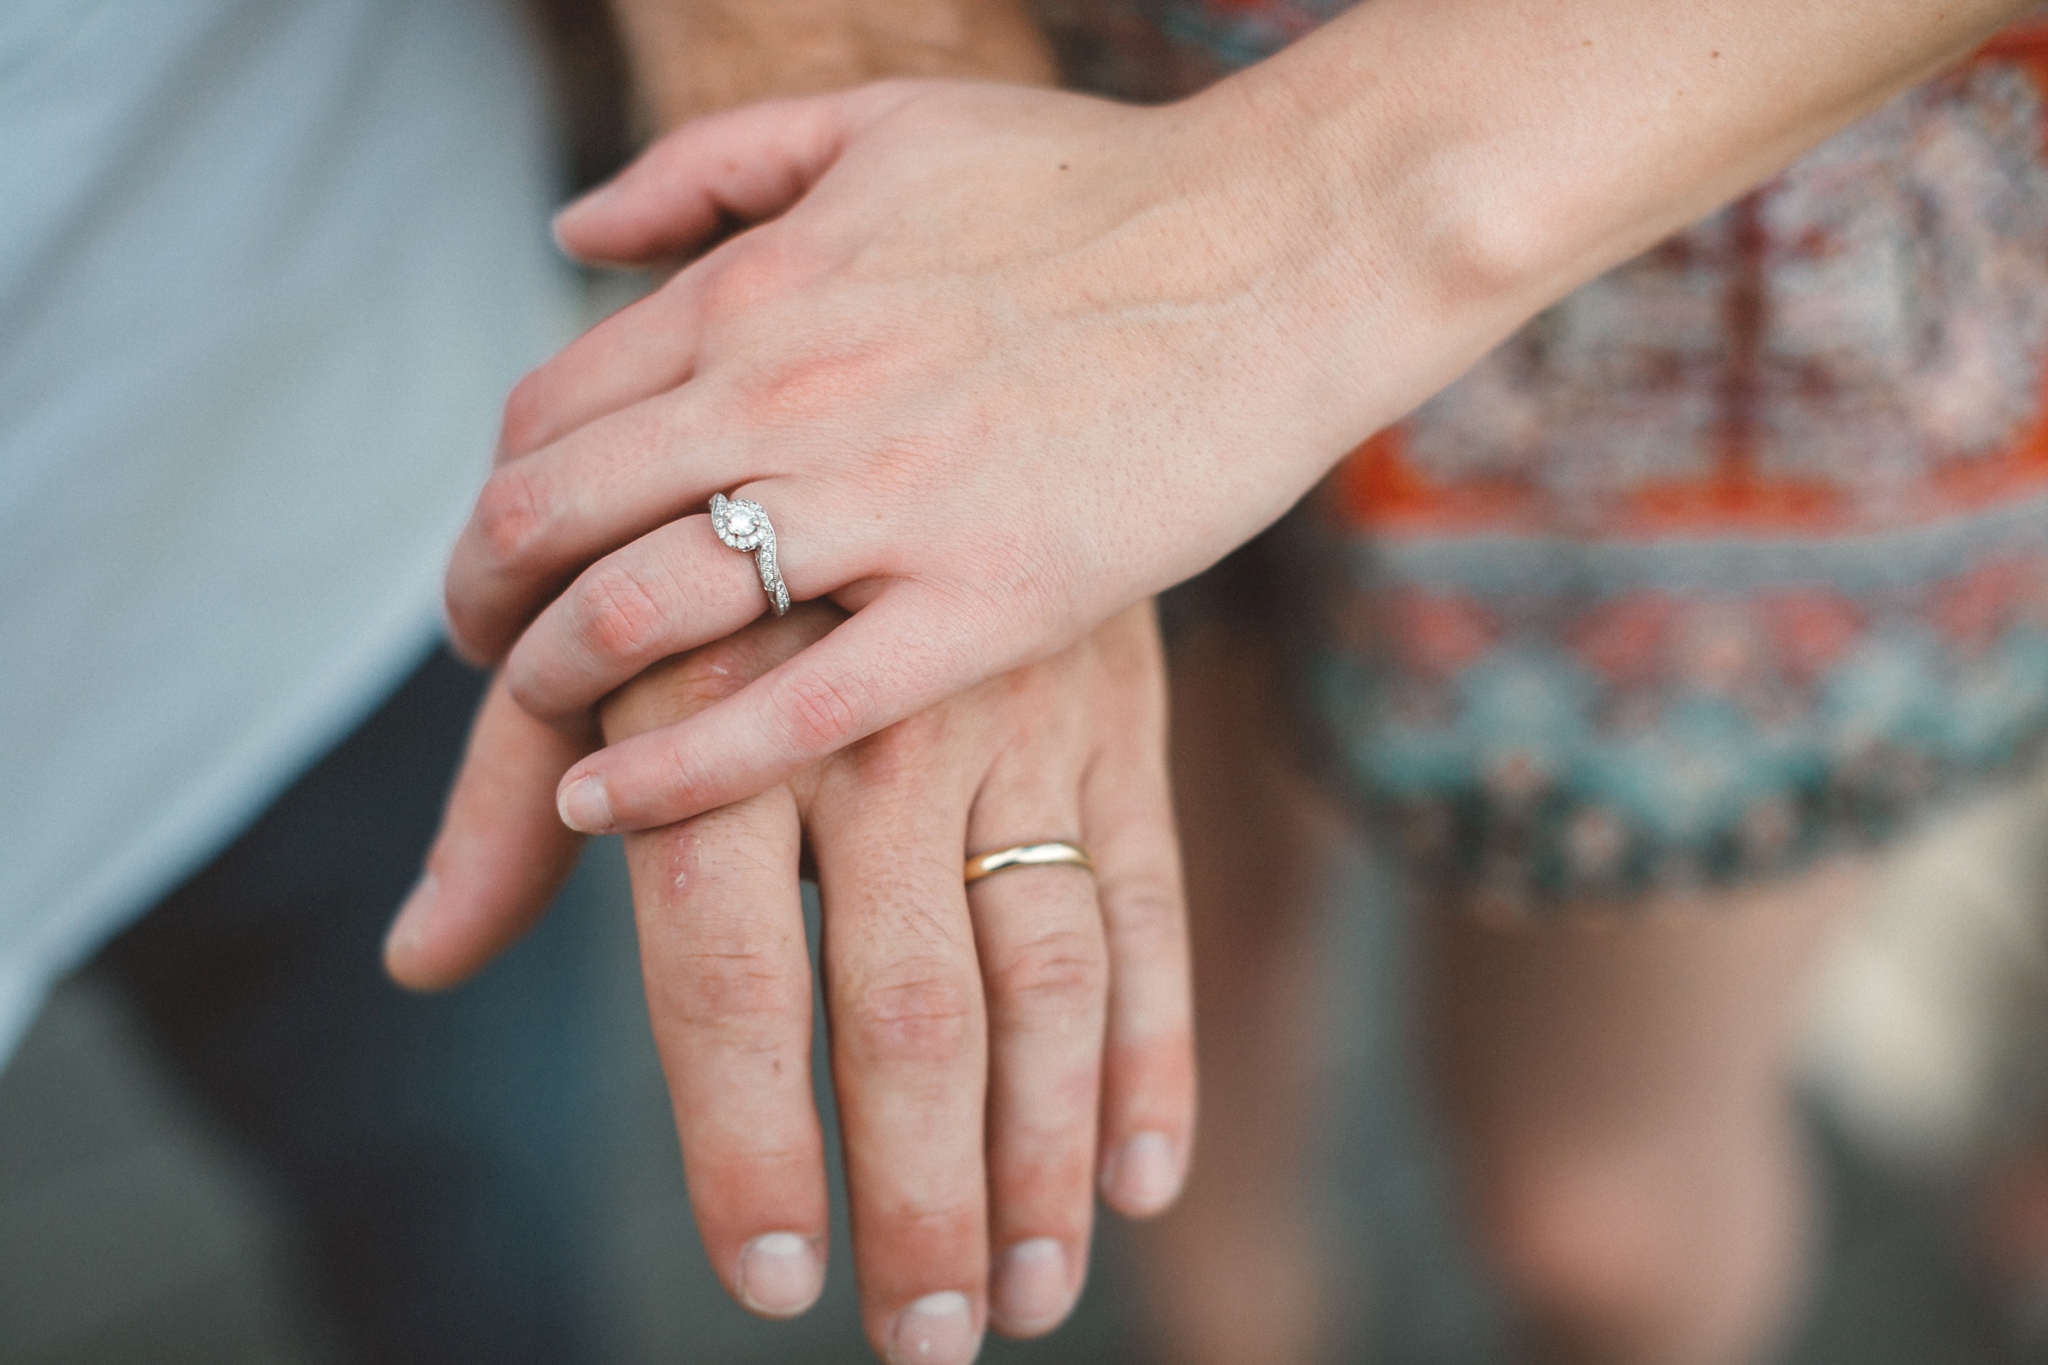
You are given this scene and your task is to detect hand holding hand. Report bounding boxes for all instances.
[443,76,1438,837]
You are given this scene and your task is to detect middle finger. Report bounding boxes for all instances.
[810,733,991,1365]
[623,786,832,1319]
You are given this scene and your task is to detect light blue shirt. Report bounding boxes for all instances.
[0,0,576,1060]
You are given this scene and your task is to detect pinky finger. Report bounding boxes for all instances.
[1084,607,1195,1218]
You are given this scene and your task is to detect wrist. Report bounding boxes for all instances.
[1187,0,2040,462]
[1163,32,1528,473]
[613,0,1057,131]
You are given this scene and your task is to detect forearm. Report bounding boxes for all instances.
[608,0,1054,129]
[1214,0,2039,436]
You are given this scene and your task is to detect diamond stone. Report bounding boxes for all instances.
[727,509,756,536]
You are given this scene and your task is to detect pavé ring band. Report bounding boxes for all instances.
[963,841,1094,885]
[710,492,790,616]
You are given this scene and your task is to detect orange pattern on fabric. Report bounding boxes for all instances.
[1330,40,2048,544]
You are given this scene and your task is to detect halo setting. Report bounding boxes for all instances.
[710,492,790,615]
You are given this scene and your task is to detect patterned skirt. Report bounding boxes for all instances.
[1043,2,2048,913]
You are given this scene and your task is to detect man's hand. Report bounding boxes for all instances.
[610,0,1054,131]
[391,604,1194,1362]
[387,9,1191,1356]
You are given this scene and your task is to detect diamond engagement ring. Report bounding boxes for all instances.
[710,492,790,617]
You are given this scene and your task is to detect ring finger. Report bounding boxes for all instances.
[963,759,1108,1338]
[809,745,992,1365]
[500,485,854,722]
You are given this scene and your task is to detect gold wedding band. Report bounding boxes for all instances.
[963,841,1094,885]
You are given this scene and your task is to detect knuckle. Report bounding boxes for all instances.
[696,233,829,333]
[776,667,868,755]
[577,561,672,663]
[441,583,496,662]
[644,831,810,1031]
[659,640,766,709]
[670,944,810,1034]
[843,968,977,1065]
[699,247,789,320]
[988,1143,1096,1221]
[988,926,1106,1021]
[1101,872,1186,954]
[835,708,946,789]
[863,1198,982,1251]
[471,465,550,569]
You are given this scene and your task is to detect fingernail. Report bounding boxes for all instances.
[557,775,613,833]
[1102,1132,1183,1216]
[889,1290,979,1365]
[736,1232,824,1318]
[991,1239,1071,1334]
[382,873,436,967]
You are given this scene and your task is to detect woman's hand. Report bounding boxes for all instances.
[442,76,1428,836]
[448,0,2038,841]
[388,603,1194,1361]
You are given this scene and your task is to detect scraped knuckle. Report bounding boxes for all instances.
[844,970,976,1064]
[578,561,672,663]
[472,465,551,569]
[663,641,764,708]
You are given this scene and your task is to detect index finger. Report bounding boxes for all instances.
[603,608,845,1317]
[555,586,1023,834]
[623,782,830,1318]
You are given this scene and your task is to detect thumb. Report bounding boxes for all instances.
[553,83,918,266]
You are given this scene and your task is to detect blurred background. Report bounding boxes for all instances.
[14,4,2048,1363]
[7,765,2048,1364]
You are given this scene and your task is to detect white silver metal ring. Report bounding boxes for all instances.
[710,492,790,617]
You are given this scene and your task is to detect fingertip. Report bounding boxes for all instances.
[550,182,617,259]
[557,772,615,834]
[736,1232,828,1319]
[887,1291,982,1365]
[382,872,454,993]
[1099,1130,1188,1219]
[549,206,582,258]
[440,598,501,671]
[990,1238,1076,1338]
